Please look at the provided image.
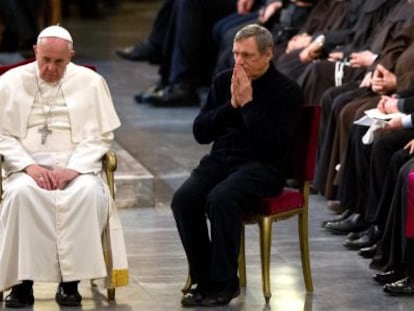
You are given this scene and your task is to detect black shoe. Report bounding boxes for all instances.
[200,278,240,307]
[181,288,205,307]
[343,225,381,250]
[321,209,352,228]
[181,283,210,307]
[346,228,369,241]
[358,244,378,259]
[324,213,368,235]
[115,41,161,64]
[134,84,164,104]
[5,281,34,308]
[55,282,82,307]
[384,277,414,295]
[373,270,406,285]
[148,84,200,106]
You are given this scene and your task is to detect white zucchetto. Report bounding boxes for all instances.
[37,25,73,43]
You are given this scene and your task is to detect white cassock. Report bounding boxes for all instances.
[0,62,128,291]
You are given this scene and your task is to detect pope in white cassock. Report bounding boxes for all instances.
[0,25,128,308]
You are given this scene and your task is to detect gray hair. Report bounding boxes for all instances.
[234,24,273,55]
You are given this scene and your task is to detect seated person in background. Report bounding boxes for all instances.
[135,0,251,106]
[171,24,301,307]
[0,0,44,57]
[0,25,128,308]
[274,0,358,79]
[323,89,414,243]
[313,16,414,201]
[213,0,316,76]
[297,0,414,107]
[115,0,173,64]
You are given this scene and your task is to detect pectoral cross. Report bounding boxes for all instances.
[38,123,52,144]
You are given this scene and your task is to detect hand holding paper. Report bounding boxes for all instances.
[377,95,399,114]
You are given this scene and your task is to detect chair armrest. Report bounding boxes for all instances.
[102,150,117,199]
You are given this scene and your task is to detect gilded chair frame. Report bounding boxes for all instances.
[238,181,313,303]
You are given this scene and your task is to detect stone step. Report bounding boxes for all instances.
[111,141,154,208]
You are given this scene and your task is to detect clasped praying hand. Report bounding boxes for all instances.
[231,64,253,108]
[24,164,80,190]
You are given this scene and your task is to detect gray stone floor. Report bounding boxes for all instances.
[1,1,414,310]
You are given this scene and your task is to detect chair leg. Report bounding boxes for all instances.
[238,224,247,287]
[107,288,115,301]
[298,213,313,292]
[182,274,192,294]
[258,216,272,303]
[0,290,3,301]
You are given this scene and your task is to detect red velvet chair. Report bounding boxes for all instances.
[239,105,320,302]
[183,105,321,303]
[0,58,35,74]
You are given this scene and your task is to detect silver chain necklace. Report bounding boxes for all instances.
[34,68,62,144]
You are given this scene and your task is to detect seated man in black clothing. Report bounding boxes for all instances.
[370,153,414,295]
[171,24,301,307]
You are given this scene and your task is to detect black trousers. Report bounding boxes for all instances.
[147,0,174,50]
[159,0,237,88]
[339,127,414,218]
[313,82,361,195]
[337,124,372,214]
[371,157,414,272]
[405,239,414,278]
[365,130,414,226]
[171,154,284,284]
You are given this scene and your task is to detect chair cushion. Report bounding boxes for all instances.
[259,190,304,215]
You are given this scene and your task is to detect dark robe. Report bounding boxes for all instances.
[273,0,351,64]
[275,0,397,80]
[313,19,414,198]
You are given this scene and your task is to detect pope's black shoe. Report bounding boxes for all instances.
[5,281,34,308]
[200,278,240,307]
[115,41,161,64]
[373,270,406,285]
[384,277,414,295]
[55,281,82,307]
